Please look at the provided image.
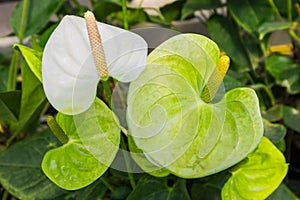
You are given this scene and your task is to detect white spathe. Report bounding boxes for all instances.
[42,15,147,115]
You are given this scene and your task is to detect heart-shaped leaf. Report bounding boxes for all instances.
[127,34,263,178]
[0,129,69,199]
[283,106,300,133]
[263,118,286,143]
[42,98,121,190]
[267,183,299,200]
[221,137,288,200]
[266,54,300,94]
[227,0,274,36]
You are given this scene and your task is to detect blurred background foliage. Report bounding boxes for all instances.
[0,0,300,199]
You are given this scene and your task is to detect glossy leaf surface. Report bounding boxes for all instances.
[42,98,121,190]
[10,61,47,141]
[0,129,68,199]
[222,137,288,200]
[14,44,43,82]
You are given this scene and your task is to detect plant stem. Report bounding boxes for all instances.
[1,190,8,200]
[120,135,136,189]
[89,0,95,6]
[287,0,292,21]
[102,81,135,189]
[19,0,29,42]
[7,0,29,91]
[289,29,300,46]
[268,0,282,21]
[138,0,144,7]
[121,0,129,30]
[100,177,115,191]
[102,80,113,108]
[7,51,20,91]
[116,0,136,189]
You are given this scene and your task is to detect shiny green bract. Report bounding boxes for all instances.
[127,34,263,178]
[222,136,288,199]
[42,98,120,190]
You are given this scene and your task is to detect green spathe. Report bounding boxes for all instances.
[222,136,288,199]
[127,34,263,178]
[42,98,121,190]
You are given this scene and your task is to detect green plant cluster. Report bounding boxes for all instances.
[0,0,299,199]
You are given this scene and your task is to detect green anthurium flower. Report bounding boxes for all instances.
[42,11,147,115]
[127,34,263,178]
[42,98,121,190]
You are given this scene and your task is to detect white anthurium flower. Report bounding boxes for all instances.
[42,11,147,115]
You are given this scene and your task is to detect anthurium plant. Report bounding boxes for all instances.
[0,0,298,199]
[41,9,287,198]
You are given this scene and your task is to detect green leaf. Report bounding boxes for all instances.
[10,0,64,40]
[127,34,263,178]
[283,106,300,133]
[42,98,121,190]
[263,118,286,143]
[94,1,122,22]
[228,0,274,36]
[14,44,42,83]
[127,176,191,200]
[242,32,263,70]
[160,0,185,24]
[207,15,252,69]
[184,0,222,9]
[274,138,286,153]
[110,8,148,26]
[63,179,108,199]
[262,104,283,122]
[222,137,288,200]
[37,23,58,49]
[0,129,69,199]
[190,172,230,200]
[274,0,298,18]
[267,183,299,200]
[223,75,245,91]
[266,54,300,94]
[148,0,184,25]
[97,0,148,26]
[0,91,21,123]
[111,186,132,200]
[0,64,9,91]
[258,22,295,40]
[9,61,47,142]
